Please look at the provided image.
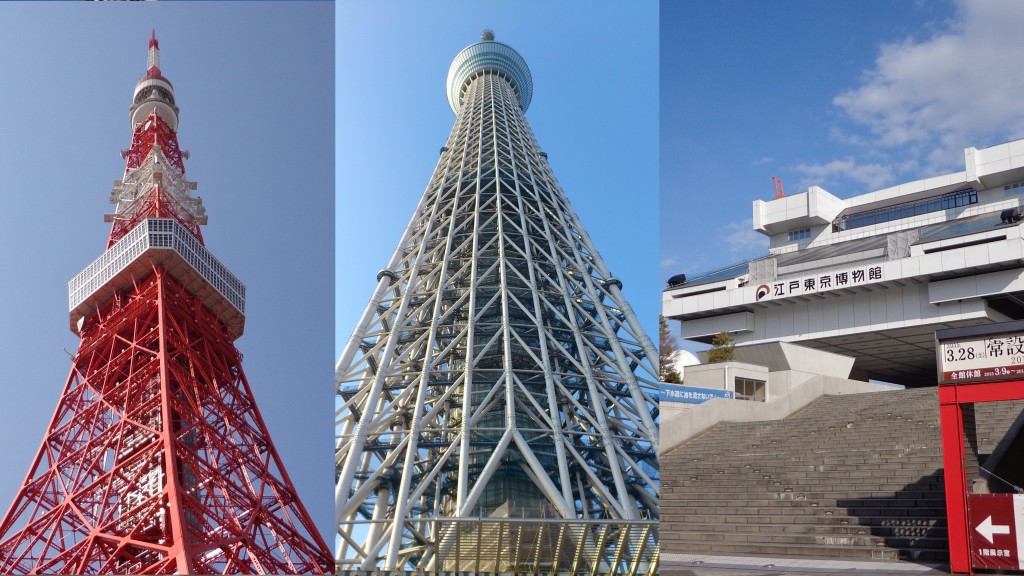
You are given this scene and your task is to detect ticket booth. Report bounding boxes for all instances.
[936,323,1024,574]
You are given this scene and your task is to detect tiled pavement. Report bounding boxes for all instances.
[663,552,951,576]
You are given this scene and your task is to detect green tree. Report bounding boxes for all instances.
[659,315,682,383]
[707,331,735,363]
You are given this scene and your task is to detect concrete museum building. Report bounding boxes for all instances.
[660,139,1024,567]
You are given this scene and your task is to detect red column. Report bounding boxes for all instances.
[939,384,971,574]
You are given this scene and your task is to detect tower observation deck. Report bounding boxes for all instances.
[0,32,332,574]
[336,31,660,574]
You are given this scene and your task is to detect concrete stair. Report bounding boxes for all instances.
[661,387,1024,562]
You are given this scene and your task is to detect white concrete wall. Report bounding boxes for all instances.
[769,224,829,254]
[694,341,855,377]
[660,376,897,455]
[668,231,1024,345]
[844,171,967,211]
[912,222,1022,259]
[767,370,818,397]
[775,341,855,376]
[745,140,1024,252]
[744,283,993,346]
[929,268,1024,304]
[753,140,1024,250]
[677,311,753,340]
[754,186,844,237]
[684,362,769,392]
[972,139,1024,179]
[684,366,822,399]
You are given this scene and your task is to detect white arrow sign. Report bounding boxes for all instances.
[977,515,1012,544]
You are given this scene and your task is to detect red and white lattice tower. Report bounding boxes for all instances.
[0,32,332,575]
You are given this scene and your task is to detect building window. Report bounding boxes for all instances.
[788,228,811,241]
[832,187,977,232]
[734,377,766,402]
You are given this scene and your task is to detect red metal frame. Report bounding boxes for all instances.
[772,175,785,199]
[122,111,185,176]
[107,180,203,249]
[0,34,330,574]
[109,111,199,248]
[939,379,1024,574]
[0,270,331,574]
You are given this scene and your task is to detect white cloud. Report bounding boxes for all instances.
[751,156,774,166]
[794,157,895,191]
[834,0,1024,172]
[723,219,767,257]
[827,126,867,147]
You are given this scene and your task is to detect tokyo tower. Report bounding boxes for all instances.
[335,31,659,574]
[0,33,332,574]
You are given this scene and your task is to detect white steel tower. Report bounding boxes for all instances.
[335,31,659,574]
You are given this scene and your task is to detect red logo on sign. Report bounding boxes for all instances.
[755,284,770,301]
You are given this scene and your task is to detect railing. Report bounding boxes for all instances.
[68,218,245,336]
[832,187,977,232]
[336,518,658,576]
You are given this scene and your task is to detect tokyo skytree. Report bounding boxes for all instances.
[335,31,659,574]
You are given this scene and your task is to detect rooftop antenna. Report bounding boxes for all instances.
[772,175,785,199]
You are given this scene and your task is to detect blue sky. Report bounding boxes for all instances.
[336,2,660,355]
[0,3,333,543]
[6,0,1022,553]
[661,0,1024,353]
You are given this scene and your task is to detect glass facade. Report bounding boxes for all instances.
[734,377,766,402]
[788,228,811,241]
[833,188,977,232]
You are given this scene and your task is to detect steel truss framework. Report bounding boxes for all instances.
[0,33,331,574]
[0,272,328,574]
[336,36,660,574]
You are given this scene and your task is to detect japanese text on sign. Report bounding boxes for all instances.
[659,384,734,404]
[967,493,1024,571]
[940,334,1024,383]
[754,265,883,302]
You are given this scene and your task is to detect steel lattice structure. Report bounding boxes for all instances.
[0,32,332,574]
[336,31,660,574]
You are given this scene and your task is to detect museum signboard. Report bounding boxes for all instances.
[935,320,1024,574]
[753,263,883,302]
[937,330,1024,384]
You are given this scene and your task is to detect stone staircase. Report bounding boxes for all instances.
[661,387,1024,562]
[967,399,1024,492]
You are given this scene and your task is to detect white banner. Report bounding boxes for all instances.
[939,334,1024,383]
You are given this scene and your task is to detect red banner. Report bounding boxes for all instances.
[968,494,1024,571]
